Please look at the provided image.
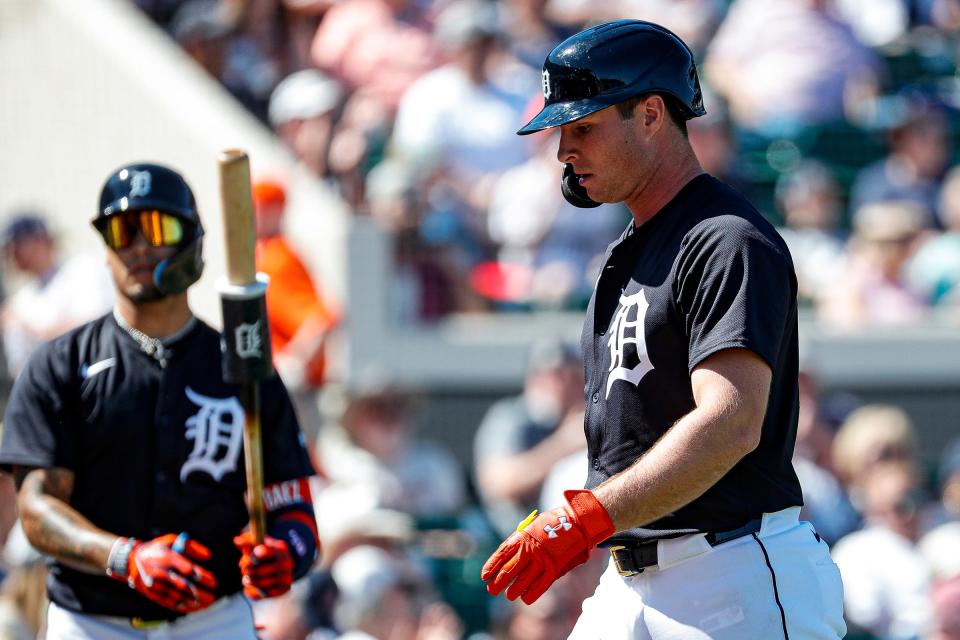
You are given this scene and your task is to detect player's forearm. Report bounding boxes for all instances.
[593,404,760,532]
[17,467,117,574]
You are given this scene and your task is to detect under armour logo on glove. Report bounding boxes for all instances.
[544,516,573,538]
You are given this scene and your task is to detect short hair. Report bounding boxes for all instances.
[615,93,689,138]
[832,404,917,485]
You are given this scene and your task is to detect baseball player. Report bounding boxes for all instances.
[0,162,319,639]
[480,21,846,639]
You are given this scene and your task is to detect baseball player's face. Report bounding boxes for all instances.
[556,102,657,205]
[105,228,177,302]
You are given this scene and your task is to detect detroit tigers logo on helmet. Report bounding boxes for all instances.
[128,170,152,197]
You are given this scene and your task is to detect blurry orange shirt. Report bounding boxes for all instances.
[257,236,337,387]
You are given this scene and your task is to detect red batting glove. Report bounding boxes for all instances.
[233,532,294,599]
[481,489,614,605]
[122,534,218,613]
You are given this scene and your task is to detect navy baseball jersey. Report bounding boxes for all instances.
[582,174,803,545]
[0,313,314,619]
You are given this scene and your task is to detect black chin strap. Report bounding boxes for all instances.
[561,163,602,208]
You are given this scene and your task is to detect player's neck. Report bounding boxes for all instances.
[115,294,193,339]
[625,142,704,228]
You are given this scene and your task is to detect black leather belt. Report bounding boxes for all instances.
[609,518,763,577]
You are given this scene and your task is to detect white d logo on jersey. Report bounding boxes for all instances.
[606,289,654,399]
[180,387,244,482]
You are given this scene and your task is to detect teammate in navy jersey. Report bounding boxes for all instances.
[480,21,846,639]
[0,162,319,639]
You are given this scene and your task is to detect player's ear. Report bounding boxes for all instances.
[642,95,667,133]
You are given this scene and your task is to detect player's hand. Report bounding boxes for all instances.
[481,489,614,605]
[126,533,218,613]
[233,531,295,599]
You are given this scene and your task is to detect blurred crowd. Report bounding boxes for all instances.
[3,0,960,639]
[135,0,960,324]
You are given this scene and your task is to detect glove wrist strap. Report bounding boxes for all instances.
[563,489,615,545]
[106,537,139,582]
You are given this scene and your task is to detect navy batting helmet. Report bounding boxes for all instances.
[517,19,706,135]
[93,162,205,295]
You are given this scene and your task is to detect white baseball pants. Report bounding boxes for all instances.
[45,593,257,639]
[569,507,846,639]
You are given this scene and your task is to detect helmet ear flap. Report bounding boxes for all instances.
[561,164,602,209]
[153,236,204,295]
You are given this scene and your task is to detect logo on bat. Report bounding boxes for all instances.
[234,321,263,360]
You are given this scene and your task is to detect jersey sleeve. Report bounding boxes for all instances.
[674,215,795,372]
[0,341,79,472]
[258,375,316,484]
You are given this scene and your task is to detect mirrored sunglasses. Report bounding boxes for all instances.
[100,210,185,250]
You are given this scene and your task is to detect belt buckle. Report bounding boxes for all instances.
[609,545,640,577]
[131,617,165,629]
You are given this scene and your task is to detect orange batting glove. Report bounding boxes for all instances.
[233,532,295,599]
[481,489,615,605]
[110,533,218,613]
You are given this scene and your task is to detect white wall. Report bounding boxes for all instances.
[0,0,348,324]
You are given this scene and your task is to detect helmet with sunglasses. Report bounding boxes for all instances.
[93,162,205,295]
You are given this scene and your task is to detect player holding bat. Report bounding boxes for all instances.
[0,161,318,639]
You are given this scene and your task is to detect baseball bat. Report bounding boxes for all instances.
[218,148,267,544]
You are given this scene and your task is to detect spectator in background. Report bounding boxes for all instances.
[792,358,861,545]
[832,462,934,640]
[774,160,847,307]
[918,521,960,640]
[328,545,462,640]
[921,438,960,532]
[1,213,114,378]
[489,575,578,639]
[831,404,919,511]
[831,0,912,47]
[687,95,752,197]
[473,340,585,538]
[390,0,533,179]
[850,97,953,226]
[543,0,726,55]
[0,560,45,640]
[268,69,344,181]
[309,0,438,115]
[907,165,960,307]
[389,0,536,290]
[498,0,575,70]
[484,131,628,309]
[930,0,960,32]
[364,159,466,320]
[928,575,960,640]
[254,179,339,440]
[241,0,333,77]
[703,0,879,136]
[170,0,279,123]
[817,200,929,328]
[316,378,467,521]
